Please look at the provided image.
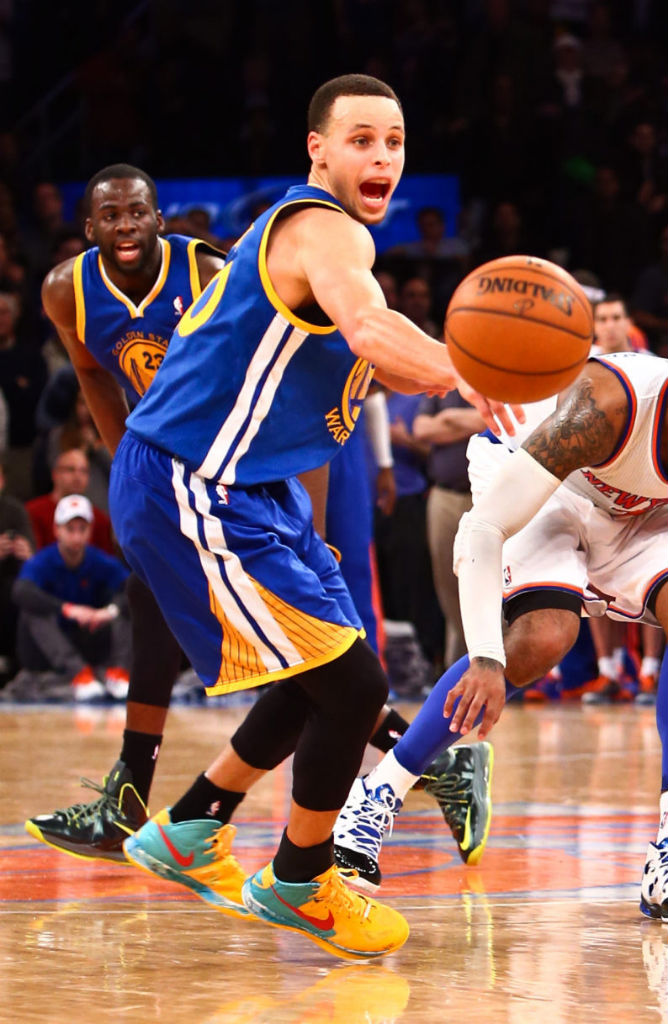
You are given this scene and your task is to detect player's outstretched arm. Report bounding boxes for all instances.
[445,361,628,738]
[42,261,130,455]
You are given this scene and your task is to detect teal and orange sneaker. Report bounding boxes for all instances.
[241,861,409,959]
[123,808,251,919]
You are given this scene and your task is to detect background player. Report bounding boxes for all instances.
[26,164,225,859]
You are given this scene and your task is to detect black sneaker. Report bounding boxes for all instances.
[421,742,494,865]
[25,760,148,863]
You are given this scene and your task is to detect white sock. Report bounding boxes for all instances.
[658,792,668,844]
[598,655,617,680]
[364,748,420,803]
[641,656,660,679]
[612,647,625,678]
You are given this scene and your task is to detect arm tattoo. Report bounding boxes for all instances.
[524,377,618,479]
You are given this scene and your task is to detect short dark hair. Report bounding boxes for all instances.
[83,164,158,215]
[593,291,628,315]
[307,74,402,133]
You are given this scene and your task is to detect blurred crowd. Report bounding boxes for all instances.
[0,0,666,697]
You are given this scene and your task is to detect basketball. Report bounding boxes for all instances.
[445,255,593,403]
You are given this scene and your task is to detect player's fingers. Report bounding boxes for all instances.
[488,400,517,436]
[458,695,484,736]
[510,402,526,424]
[443,682,463,718]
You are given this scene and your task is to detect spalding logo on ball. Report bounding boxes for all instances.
[445,255,594,403]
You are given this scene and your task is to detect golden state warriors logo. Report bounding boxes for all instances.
[116,332,169,396]
[325,358,374,445]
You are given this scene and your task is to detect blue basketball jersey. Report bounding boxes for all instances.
[126,185,375,485]
[73,234,216,401]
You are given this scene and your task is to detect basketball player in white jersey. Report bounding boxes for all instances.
[334,351,668,922]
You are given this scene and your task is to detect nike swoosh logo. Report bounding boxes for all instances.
[270,885,335,931]
[157,822,195,867]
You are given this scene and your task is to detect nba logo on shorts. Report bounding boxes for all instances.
[503,565,512,587]
[216,484,229,505]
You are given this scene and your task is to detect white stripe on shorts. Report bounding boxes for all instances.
[171,461,302,670]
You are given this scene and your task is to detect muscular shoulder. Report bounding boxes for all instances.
[523,359,629,478]
[193,244,226,290]
[41,257,78,330]
[285,205,374,264]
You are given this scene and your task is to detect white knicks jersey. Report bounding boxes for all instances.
[564,352,668,518]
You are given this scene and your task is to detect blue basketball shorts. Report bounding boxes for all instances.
[110,432,363,696]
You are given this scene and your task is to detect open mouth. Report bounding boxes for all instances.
[115,241,141,263]
[360,181,390,204]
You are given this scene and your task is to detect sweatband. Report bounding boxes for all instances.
[364,390,394,468]
[454,448,562,664]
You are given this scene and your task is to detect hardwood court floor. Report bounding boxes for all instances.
[0,699,665,1023]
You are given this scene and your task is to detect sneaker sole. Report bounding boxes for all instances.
[640,897,663,921]
[461,742,494,866]
[242,886,408,960]
[123,835,254,920]
[25,819,132,864]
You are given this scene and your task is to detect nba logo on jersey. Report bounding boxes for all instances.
[216,484,229,505]
[503,565,512,587]
[173,296,184,317]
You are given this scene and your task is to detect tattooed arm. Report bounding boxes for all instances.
[524,360,627,477]
[442,360,628,738]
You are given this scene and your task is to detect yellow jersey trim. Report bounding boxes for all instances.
[73,253,86,343]
[176,263,230,337]
[96,237,172,318]
[204,626,364,696]
[187,238,202,299]
[258,200,341,336]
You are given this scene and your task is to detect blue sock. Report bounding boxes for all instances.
[657,648,668,792]
[392,655,523,776]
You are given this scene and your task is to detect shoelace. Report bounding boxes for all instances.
[424,761,473,807]
[340,791,398,858]
[315,869,371,921]
[56,778,117,826]
[204,826,245,879]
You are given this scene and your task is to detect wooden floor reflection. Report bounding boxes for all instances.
[0,700,665,1023]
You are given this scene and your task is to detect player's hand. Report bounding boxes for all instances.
[455,379,525,436]
[443,657,506,740]
[375,466,397,516]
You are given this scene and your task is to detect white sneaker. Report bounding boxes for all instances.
[71,667,106,703]
[104,667,130,701]
[333,777,402,894]
[641,839,668,923]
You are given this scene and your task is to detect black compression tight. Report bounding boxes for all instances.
[231,638,388,811]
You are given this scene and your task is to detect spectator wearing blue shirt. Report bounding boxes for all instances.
[10,494,130,702]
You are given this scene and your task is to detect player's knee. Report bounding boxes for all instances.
[506,607,580,686]
[298,637,388,724]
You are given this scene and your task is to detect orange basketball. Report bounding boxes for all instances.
[445,255,593,403]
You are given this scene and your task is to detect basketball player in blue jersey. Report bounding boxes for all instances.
[25,165,226,859]
[25,162,493,877]
[110,75,518,961]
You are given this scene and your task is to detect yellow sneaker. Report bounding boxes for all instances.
[123,808,252,918]
[242,861,409,959]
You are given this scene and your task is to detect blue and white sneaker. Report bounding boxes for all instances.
[333,778,402,894]
[641,838,668,923]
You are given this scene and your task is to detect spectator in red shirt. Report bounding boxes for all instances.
[25,447,114,552]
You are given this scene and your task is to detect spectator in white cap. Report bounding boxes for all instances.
[3,493,132,703]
